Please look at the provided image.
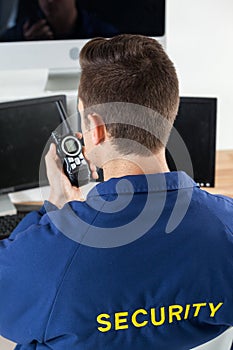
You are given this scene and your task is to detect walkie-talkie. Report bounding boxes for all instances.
[51,102,90,187]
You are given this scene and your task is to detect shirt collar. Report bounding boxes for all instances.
[87,171,198,198]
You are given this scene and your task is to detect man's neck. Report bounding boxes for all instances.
[102,151,170,181]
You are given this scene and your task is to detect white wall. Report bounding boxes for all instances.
[166,0,233,150]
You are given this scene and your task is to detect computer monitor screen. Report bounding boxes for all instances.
[0,94,67,194]
[166,97,217,187]
[0,0,165,41]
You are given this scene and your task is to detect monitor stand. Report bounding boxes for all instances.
[0,194,17,217]
[44,68,81,92]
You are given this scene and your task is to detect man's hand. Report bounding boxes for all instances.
[45,143,84,208]
[23,20,54,40]
[76,132,99,181]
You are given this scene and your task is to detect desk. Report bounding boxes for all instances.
[206,150,233,198]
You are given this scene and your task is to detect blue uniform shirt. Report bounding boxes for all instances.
[0,171,232,349]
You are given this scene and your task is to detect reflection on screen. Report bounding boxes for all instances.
[0,0,165,41]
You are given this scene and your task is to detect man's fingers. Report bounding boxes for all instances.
[45,143,57,160]
[23,20,30,31]
[91,170,99,180]
[50,142,57,156]
[45,143,62,169]
[24,20,54,40]
[24,20,45,37]
[81,145,99,179]
[29,19,47,32]
[75,132,83,140]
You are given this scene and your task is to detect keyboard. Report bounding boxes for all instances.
[0,212,27,240]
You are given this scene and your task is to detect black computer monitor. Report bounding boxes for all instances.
[166,97,217,187]
[0,95,67,195]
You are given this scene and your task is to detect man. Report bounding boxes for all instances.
[0,35,232,349]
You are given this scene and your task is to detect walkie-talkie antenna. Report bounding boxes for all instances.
[55,101,72,134]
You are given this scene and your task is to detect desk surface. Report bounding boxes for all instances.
[207,150,233,198]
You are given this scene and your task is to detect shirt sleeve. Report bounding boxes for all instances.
[8,201,58,240]
[0,203,77,344]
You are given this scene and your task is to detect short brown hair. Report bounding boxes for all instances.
[78,34,179,155]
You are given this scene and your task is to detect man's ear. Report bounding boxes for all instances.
[88,113,107,146]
